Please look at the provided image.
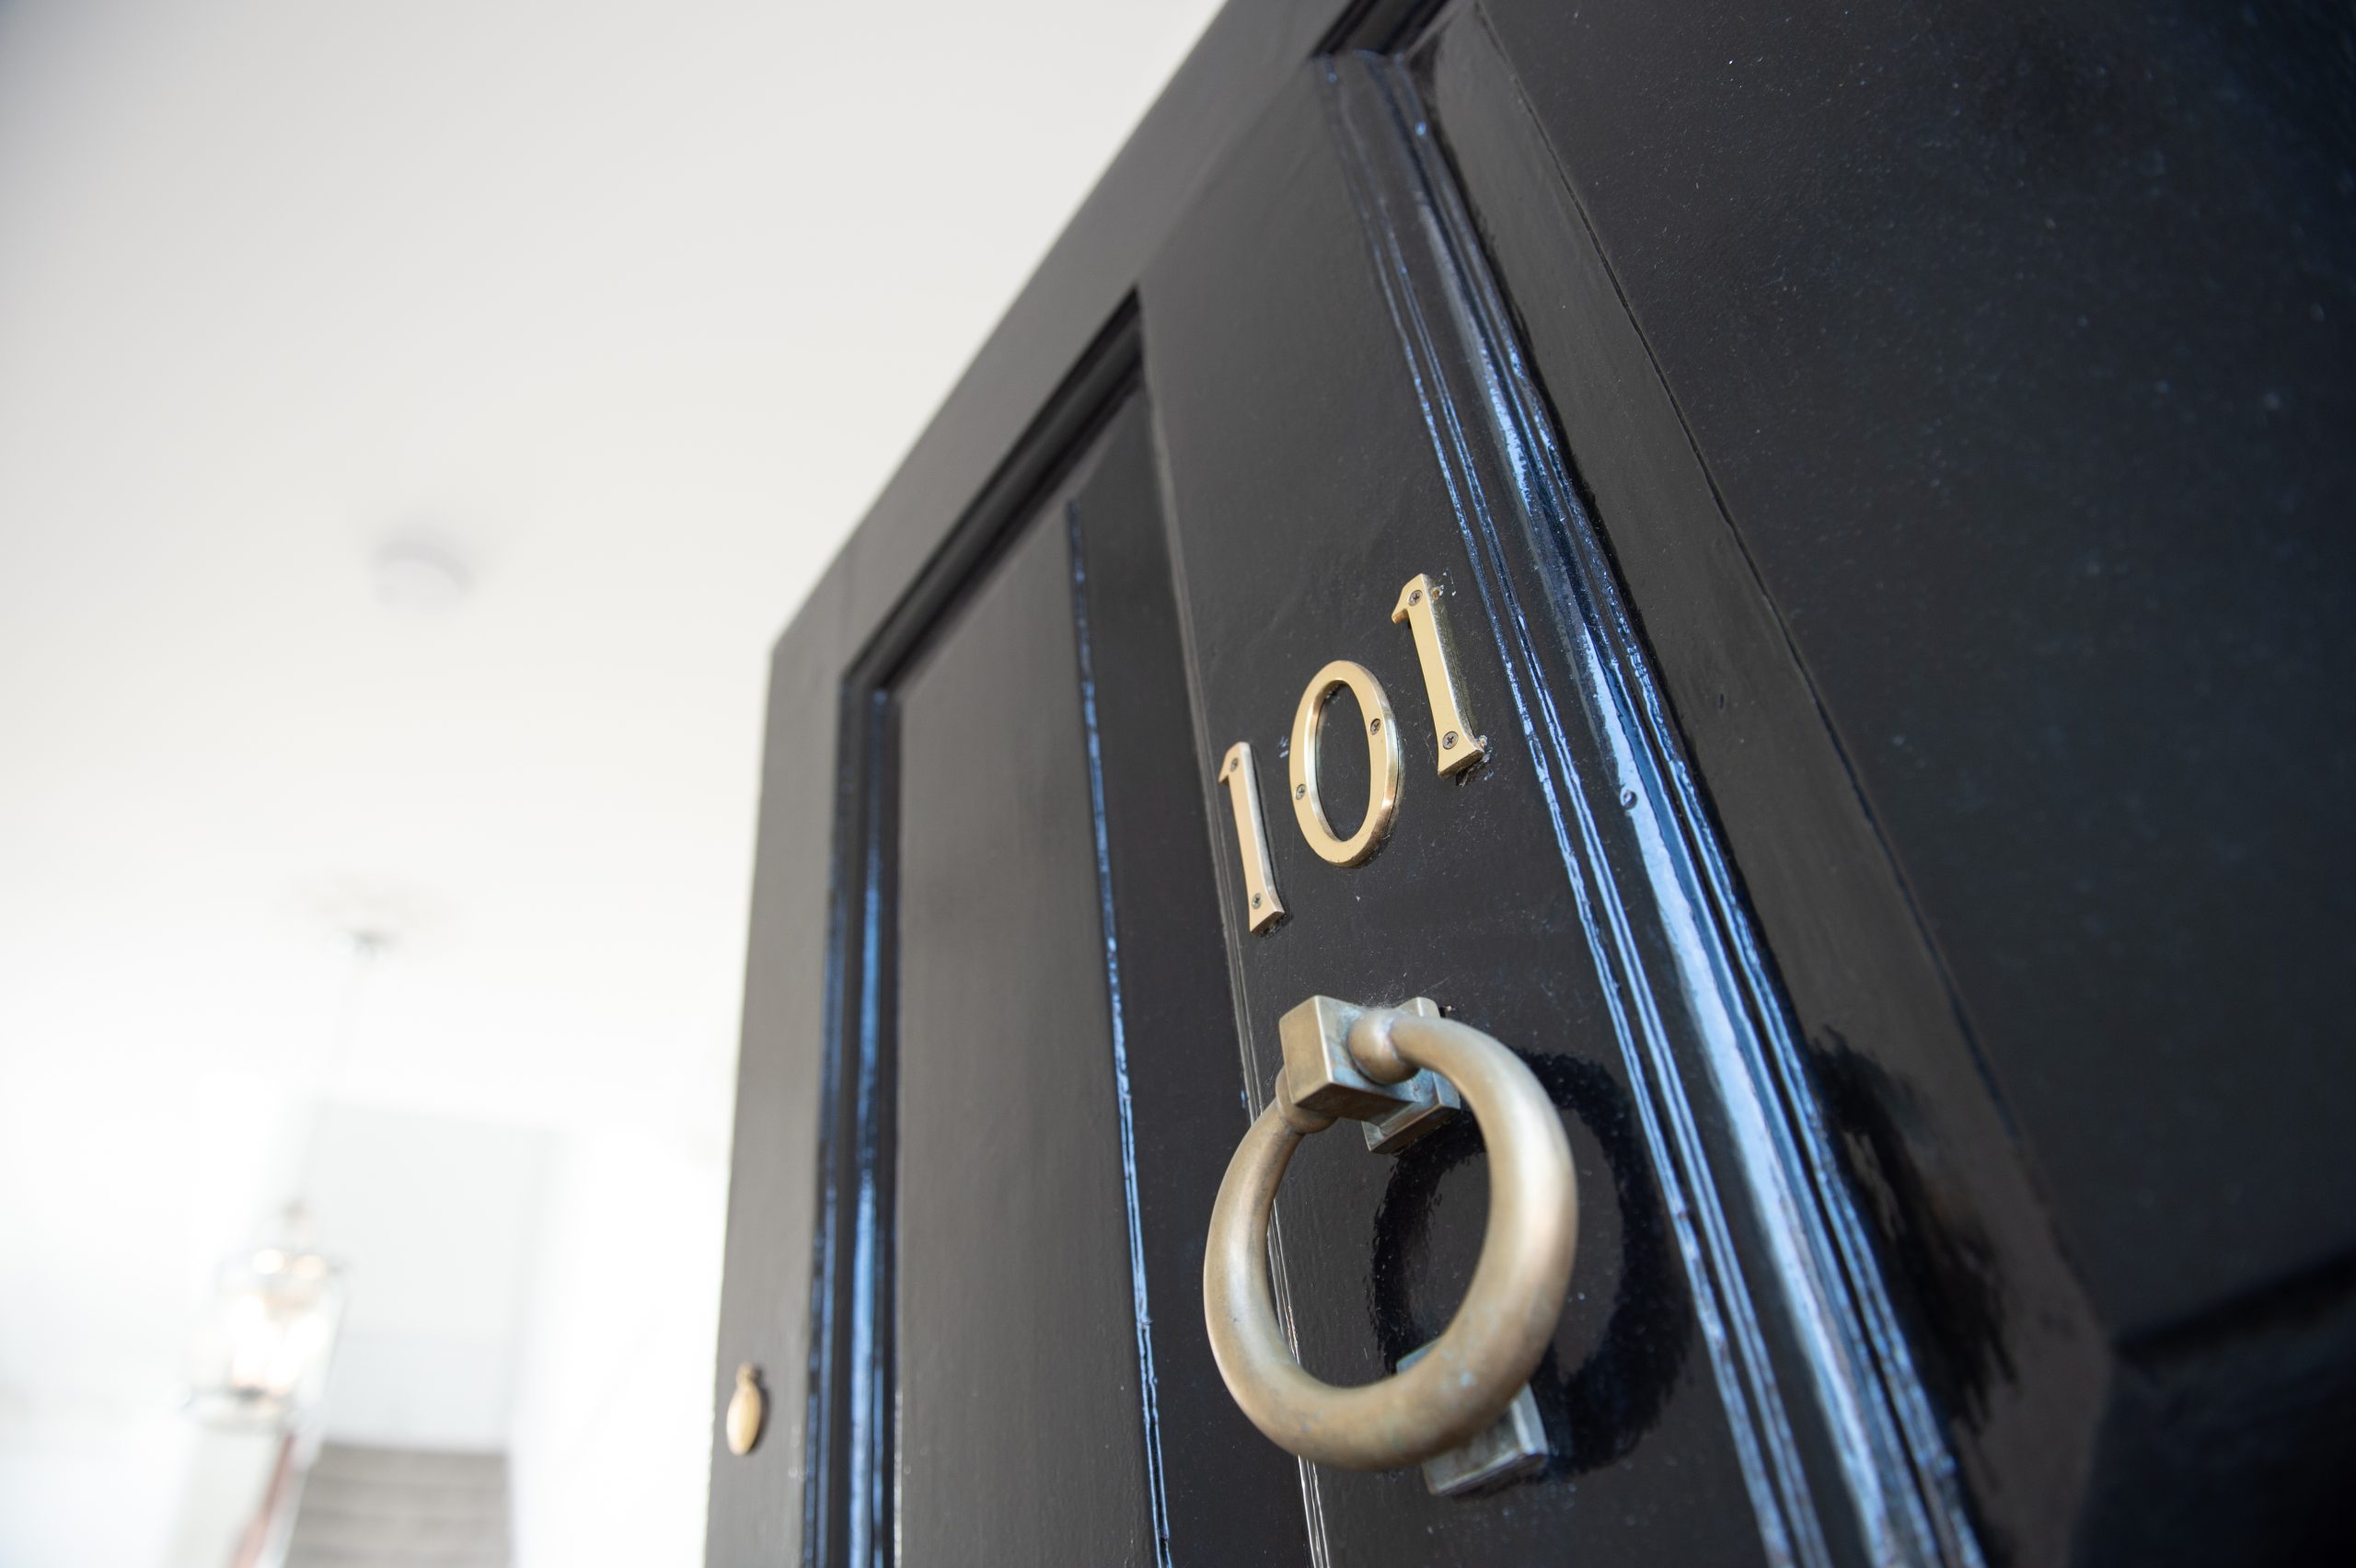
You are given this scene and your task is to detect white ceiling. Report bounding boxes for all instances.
[0,0,1221,1562]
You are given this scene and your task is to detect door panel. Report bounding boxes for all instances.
[895,485,1152,1564]
[1066,399,1317,1564]
[1420,4,2356,1562]
[1138,63,1788,1568]
[1465,0,2356,1336]
[1405,16,2108,1558]
[887,394,1313,1565]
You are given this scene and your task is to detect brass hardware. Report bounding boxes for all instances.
[1203,998,1577,1472]
[1392,573,1486,777]
[725,1363,766,1457]
[1400,1342,1546,1495]
[1279,995,1461,1153]
[1281,994,1414,1121]
[1218,742,1286,934]
[1357,1049,1462,1157]
[1287,661,1403,867]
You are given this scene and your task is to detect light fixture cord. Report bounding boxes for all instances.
[286,931,384,1221]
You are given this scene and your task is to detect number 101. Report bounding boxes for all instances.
[1216,571,1486,934]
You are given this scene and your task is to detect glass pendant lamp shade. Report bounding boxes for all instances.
[185,1208,345,1431]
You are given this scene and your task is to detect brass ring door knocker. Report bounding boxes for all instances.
[1203,996,1578,1475]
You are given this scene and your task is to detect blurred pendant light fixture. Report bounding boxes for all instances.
[183,1205,346,1429]
[184,933,381,1431]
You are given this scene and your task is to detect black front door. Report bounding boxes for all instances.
[747,47,1971,1568]
[706,6,2356,1566]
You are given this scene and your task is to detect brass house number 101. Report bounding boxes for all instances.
[1216,571,1487,934]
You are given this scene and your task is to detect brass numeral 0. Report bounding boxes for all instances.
[1392,573,1486,777]
[1288,660,1403,868]
[1218,742,1286,933]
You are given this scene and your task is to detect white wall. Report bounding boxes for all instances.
[0,0,1224,1562]
[508,1133,728,1566]
[310,1105,554,1452]
[0,1068,312,1568]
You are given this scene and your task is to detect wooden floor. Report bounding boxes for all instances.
[283,1444,510,1568]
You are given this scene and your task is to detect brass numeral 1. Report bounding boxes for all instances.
[1218,742,1286,933]
[1392,573,1486,778]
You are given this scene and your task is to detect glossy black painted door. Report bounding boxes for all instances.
[711,4,2356,1564]
[859,52,1911,1566]
[783,47,1948,1568]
